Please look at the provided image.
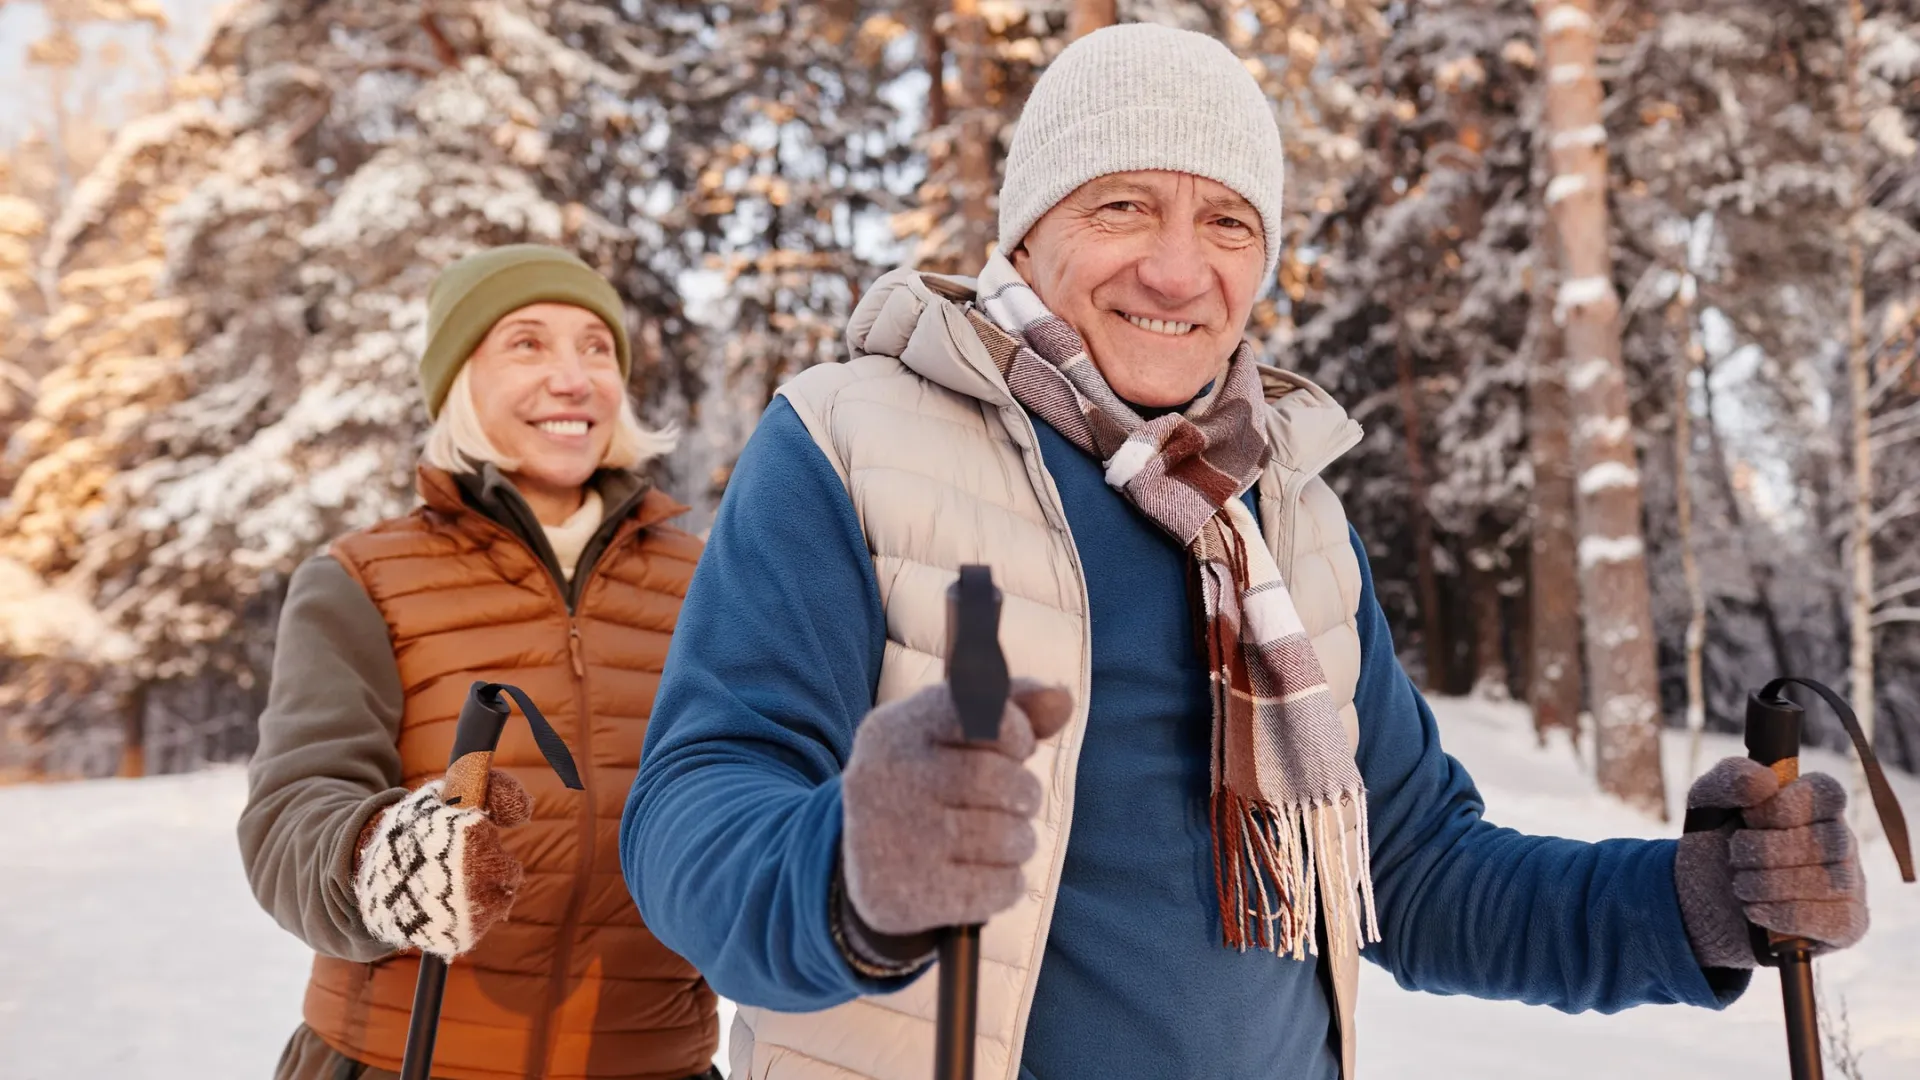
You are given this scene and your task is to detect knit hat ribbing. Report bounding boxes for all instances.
[997,24,1287,284]
[419,245,630,419]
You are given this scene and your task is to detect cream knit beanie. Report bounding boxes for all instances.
[997,23,1287,284]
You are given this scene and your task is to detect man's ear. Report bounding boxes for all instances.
[1008,242,1031,276]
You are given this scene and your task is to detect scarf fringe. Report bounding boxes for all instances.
[1215,789,1381,960]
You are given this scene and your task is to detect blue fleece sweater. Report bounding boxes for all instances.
[621,399,1742,1080]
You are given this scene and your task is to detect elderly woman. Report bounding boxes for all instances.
[240,245,718,1080]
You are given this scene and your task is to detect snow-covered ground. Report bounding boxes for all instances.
[1,697,1914,1078]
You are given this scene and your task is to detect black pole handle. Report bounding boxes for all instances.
[399,681,581,1080]
[935,566,1009,1080]
[948,566,1011,742]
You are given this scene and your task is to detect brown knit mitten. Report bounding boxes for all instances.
[840,679,1074,939]
[352,769,532,958]
[1675,757,1868,969]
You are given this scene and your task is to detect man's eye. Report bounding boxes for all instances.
[514,338,541,350]
[1103,200,1142,213]
[1216,217,1252,232]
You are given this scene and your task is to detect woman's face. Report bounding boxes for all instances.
[464,302,625,496]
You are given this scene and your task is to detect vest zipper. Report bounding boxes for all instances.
[454,501,645,1079]
[533,606,602,1079]
[531,547,623,1076]
[997,401,1096,1080]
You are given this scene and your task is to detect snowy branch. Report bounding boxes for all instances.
[1567,356,1613,392]
[1555,277,1617,325]
[1543,6,1595,36]
[1868,397,1920,436]
[1577,461,1641,495]
[1867,342,1919,410]
[1549,124,1607,151]
[1867,418,1920,454]
[1872,575,1920,607]
[1870,606,1920,628]
[1545,174,1589,205]
[1577,414,1631,444]
[1579,535,1645,568]
[1869,490,1920,536]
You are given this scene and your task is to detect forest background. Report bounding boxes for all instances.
[3,0,1920,825]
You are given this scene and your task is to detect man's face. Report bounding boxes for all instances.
[1011,170,1267,407]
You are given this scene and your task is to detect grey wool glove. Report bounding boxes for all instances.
[840,678,1075,954]
[352,769,532,959]
[1675,756,1868,969]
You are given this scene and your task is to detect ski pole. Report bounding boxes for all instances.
[1741,689,1823,1080]
[935,566,1010,1080]
[399,681,583,1080]
[1686,679,1913,1080]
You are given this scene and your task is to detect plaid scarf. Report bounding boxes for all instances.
[969,253,1379,959]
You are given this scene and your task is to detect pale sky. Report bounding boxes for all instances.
[0,0,222,147]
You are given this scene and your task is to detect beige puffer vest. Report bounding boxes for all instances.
[735,269,1367,1080]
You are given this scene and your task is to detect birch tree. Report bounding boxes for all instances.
[1535,0,1667,816]
[1669,271,1709,776]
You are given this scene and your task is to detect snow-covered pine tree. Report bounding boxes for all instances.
[0,0,923,776]
[1609,1,1920,771]
[1281,0,1541,704]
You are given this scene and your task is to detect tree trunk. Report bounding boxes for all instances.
[1398,333,1450,692]
[1069,0,1118,39]
[1527,233,1584,749]
[1842,0,1877,821]
[922,6,948,132]
[1535,0,1666,818]
[951,0,994,270]
[1671,292,1709,778]
[1469,542,1511,699]
[118,681,148,779]
[1889,705,1918,774]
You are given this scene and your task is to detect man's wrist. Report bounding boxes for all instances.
[829,860,938,979]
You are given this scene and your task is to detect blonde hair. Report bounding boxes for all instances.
[422,364,679,475]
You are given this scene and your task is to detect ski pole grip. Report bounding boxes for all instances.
[947,566,1010,745]
[1745,690,1803,787]
[1741,690,1820,971]
[443,681,512,809]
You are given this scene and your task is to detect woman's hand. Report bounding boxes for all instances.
[352,770,533,958]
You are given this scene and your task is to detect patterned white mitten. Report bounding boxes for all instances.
[352,770,530,958]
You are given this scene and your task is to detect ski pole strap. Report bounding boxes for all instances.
[483,682,586,791]
[1759,677,1914,883]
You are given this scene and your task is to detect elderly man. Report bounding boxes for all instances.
[621,23,1867,1080]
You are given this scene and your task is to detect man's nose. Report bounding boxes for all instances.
[1133,222,1212,307]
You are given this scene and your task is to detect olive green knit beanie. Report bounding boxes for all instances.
[418,244,631,419]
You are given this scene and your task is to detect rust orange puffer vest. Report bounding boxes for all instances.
[304,466,716,1080]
